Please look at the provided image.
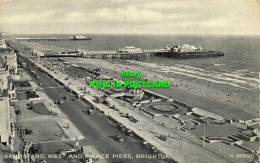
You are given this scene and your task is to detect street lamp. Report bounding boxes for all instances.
[203,115,206,147]
[99,88,101,111]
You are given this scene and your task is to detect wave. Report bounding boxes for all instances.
[127,60,258,89]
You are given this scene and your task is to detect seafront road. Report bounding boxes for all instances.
[20,56,163,163]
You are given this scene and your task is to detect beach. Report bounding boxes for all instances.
[61,57,259,120]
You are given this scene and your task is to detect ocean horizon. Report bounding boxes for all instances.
[12,34,260,81]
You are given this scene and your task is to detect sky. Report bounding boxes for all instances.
[0,0,260,35]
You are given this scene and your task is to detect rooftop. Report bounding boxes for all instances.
[0,47,13,52]
[0,56,6,68]
[0,89,9,97]
[0,97,10,135]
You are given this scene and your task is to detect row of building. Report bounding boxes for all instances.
[0,37,18,146]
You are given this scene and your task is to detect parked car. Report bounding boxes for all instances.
[159,135,167,141]
[129,116,138,123]
[115,135,124,142]
[87,109,93,115]
[126,130,134,136]
[25,129,33,135]
[15,110,22,115]
[49,111,58,115]
[58,100,64,104]
[117,124,125,131]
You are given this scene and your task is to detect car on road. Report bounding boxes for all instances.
[159,134,167,141]
[58,100,64,104]
[25,129,33,135]
[64,96,69,100]
[126,130,134,136]
[59,148,77,157]
[115,135,124,142]
[129,116,138,123]
[87,109,93,115]
[117,124,126,131]
[49,111,58,115]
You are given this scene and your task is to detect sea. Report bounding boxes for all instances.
[14,34,260,89]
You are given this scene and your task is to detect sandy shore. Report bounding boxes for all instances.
[61,57,259,120]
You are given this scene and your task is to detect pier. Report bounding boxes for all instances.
[16,38,74,42]
[41,50,152,59]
